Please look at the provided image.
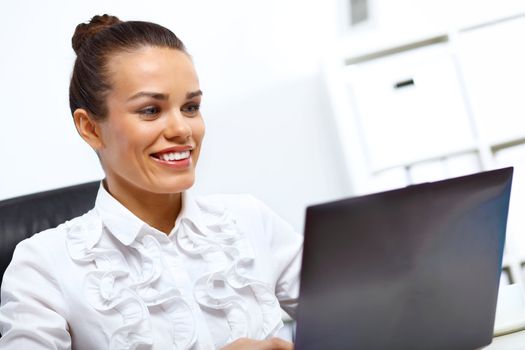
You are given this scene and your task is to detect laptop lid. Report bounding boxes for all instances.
[295,167,513,350]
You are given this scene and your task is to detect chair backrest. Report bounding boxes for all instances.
[0,181,100,286]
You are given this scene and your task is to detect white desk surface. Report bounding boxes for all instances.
[483,330,525,349]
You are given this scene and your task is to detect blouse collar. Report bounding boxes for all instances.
[93,181,203,247]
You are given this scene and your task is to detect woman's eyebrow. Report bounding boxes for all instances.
[186,90,203,99]
[127,90,202,101]
[127,91,168,101]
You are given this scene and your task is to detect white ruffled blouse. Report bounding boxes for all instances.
[0,184,303,349]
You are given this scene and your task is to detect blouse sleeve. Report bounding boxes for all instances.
[254,197,303,320]
[0,236,71,349]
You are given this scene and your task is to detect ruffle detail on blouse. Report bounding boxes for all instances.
[66,211,197,350]
[177,197,284,341]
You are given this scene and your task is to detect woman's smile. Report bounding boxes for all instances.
[150,146,194,169]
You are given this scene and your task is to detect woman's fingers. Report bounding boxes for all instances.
[263,337,294,350]
[221,337,294,350]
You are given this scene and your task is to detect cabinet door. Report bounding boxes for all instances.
[345,42,475,171]
[456,16,525,146]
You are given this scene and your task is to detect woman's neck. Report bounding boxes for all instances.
[103,178,182,235]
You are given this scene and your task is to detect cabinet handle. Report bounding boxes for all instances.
[394,78,415,89]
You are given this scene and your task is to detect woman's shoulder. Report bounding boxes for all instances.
[193,193,297,238]
[13,209,100,259]
[196,193,260,207]
[193,193,272,220]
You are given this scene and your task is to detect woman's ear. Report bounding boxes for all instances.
[73,108,104,150]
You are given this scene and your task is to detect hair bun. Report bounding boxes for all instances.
[72,14,121,55]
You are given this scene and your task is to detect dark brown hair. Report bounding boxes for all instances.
[69,14,187,119]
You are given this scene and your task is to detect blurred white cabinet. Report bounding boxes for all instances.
[346,41,475,171]
[456,16,525,147]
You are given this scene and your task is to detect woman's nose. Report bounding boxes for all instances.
[164,110,191,140]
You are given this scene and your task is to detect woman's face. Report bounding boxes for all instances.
[96,46,204,195]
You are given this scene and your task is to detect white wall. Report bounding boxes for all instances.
[0,0,350,231]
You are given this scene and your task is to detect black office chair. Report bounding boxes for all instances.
[0,181,100,291]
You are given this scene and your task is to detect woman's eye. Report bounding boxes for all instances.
[182,103,200,117]
[137,106,160,118]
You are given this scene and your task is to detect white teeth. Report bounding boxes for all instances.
[157,150,190,162]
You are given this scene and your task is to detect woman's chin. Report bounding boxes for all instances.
[153,176,195,194]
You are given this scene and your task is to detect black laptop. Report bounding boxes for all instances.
[295,167,513,350]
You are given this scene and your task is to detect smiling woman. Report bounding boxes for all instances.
[0,14,302,350]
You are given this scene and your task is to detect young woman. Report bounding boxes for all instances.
[0,14,302,350]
